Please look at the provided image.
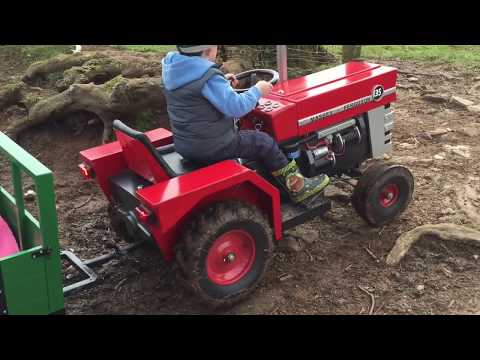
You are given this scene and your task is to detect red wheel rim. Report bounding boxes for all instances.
[379,183,400,208]
[206,230,256,286]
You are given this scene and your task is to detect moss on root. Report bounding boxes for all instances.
[22,92,47,108]
[102,75,127,94]
[55,58,122,91]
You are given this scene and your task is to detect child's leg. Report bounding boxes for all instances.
[226,130,289,172]
[227,130,329,203]
[205,130,329,203]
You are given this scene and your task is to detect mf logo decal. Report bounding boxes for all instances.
[372,85,385,101]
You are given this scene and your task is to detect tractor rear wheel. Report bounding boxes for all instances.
[352,162,414,226]
[176,201,274,309]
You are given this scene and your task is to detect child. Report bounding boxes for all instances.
[161,45,329,203]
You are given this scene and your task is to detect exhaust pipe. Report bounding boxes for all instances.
[276,45,288,83]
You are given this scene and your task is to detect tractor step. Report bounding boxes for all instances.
[281,194,331,231]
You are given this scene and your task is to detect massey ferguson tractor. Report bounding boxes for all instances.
[78,46,414,308]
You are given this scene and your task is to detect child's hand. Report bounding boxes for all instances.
[255,80,273,97]
[225,73,239,88]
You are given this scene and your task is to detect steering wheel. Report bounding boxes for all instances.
[231,69,279,93]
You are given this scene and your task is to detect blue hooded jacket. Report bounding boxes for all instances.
[161,51,261,118]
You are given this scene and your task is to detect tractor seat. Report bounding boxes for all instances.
[156,143,208,177]
[113,120,207,178]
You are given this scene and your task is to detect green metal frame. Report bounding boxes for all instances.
[0,132,64,315]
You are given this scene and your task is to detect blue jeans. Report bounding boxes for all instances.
[207,130,289,172]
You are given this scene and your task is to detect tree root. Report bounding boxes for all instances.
[1,48,214,143]
[358,286,375,315]
[386,223,480,265]
[2,75,166,143]
[0,83,24,111]
[22,52,102,85]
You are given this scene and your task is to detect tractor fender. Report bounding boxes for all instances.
[136,160,282,260]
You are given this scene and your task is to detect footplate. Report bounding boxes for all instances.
[281,195,331,231]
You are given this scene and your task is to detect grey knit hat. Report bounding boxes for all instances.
[176,45,216,54]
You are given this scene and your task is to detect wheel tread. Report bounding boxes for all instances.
[177,201,274,309]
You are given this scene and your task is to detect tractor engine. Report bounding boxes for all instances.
[239,61,397,177]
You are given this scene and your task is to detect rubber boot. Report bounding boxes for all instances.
[272,160,330,203]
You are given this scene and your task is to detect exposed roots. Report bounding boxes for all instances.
[0,83,24,111]
[386,223,480,265]
[1,50,169,143]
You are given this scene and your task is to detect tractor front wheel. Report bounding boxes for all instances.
[352,162,414,226]
[176,201,274,309]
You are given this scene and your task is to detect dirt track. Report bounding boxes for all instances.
[2,56,480,314]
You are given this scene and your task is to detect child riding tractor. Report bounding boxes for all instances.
[79,46,414,309]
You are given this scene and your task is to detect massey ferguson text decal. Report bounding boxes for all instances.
[298,86,395,127]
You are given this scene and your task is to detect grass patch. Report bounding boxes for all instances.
[115,45,176,53]
[2,45,479,74]
[327,45,480,67]
[0,45,73,66]
[122,45,480,68]
[363,45,480,65]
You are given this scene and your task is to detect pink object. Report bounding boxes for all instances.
[0,216,19,259]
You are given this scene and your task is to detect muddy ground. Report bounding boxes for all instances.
[1,52,480,314]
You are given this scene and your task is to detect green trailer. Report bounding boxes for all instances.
[0,131,64,315]
[0,131,145,315]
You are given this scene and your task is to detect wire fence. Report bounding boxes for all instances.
[222,45,344,77]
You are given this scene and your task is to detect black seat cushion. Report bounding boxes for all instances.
[155,142,261,176]
[159,151,207,177]
[154,141,209,176]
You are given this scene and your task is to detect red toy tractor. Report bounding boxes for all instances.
[78,55,414,308]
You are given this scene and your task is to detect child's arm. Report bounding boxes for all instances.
[202,75,271,118]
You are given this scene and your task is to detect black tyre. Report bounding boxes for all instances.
[352,162,414,226]
[176,201,274,309]
[351,162,388,217]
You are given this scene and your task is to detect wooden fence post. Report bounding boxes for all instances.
[342,45,362,62]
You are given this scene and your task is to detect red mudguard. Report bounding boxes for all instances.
[136,160,282,260]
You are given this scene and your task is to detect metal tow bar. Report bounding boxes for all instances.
[61,240,146,296]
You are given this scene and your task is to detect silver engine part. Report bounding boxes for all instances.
[306,145,336,170]
[366,106,395,158]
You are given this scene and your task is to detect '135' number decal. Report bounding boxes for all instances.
[372,85,384,101]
